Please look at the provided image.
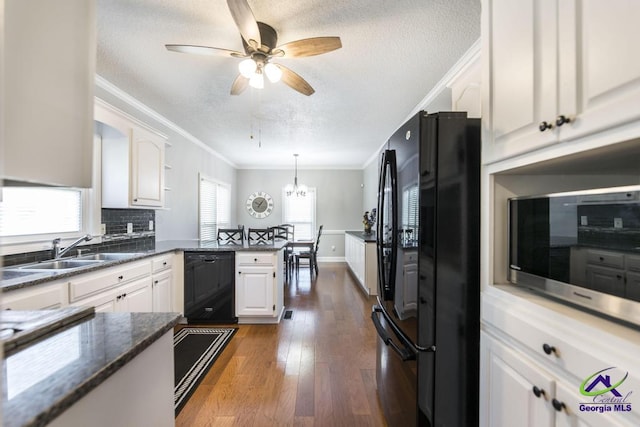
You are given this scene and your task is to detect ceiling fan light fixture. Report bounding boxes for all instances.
[239,58,257,78]
[264,63,282,83]
[249,71,264,89]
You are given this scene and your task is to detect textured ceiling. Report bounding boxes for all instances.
[96,0,481,169]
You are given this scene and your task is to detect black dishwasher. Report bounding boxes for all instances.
[184,252,236,323]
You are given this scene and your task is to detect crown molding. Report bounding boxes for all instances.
[362,38,481,170]
[95,75,237,168]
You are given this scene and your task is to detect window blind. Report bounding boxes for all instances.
[0,187,82,237]
[282,187,316,241]
[199,176,230,241]
[402,184,419,231]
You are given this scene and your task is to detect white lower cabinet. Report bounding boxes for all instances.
[235,251,284,324]
[71,275,152,313]
[236,266,274,316]
[481,331,555,427]
[481,290,640,427]
[68,259,155,313]
[152,270,172,312]
[151,254,173,312]
[344,232,378,295]
[1,280,68,310]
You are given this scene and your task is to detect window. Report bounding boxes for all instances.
[0,187,82,237]
[199,175,231,241]
[402,183,419,233]
[282,188,316,241]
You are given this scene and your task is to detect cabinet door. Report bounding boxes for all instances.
[4,0,94,187]
[118,277,153,313]
[625,271,640,302]
[236,267,275,316]
[481,332,555,427]
[483,0,558,163]
[558,0,640,142]
[585,264,625,297]
[403,262,418,314]
[73,289,117,313]
[152,270,173,312]
[131,126,165,207]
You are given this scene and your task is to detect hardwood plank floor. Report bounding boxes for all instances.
[176,262,387,426]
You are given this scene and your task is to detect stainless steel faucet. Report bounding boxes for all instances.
[52,234,93,259]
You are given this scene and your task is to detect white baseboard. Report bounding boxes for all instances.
[317,257,345,263]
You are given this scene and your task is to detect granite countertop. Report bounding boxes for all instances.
[345,230,377,242]
[1,239,288,292]
[2,310,180,427]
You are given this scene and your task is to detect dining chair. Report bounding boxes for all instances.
[279,224,295,241]
[248,228,274,245]
[217,228,244,245]
[295,225,323,278]
[272,225,295,283]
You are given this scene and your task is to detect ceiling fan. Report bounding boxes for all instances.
[165,0,342,96]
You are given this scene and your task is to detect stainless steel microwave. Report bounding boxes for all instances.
[508,185,640,327]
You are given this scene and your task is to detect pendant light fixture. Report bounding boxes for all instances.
[285,154,307,197]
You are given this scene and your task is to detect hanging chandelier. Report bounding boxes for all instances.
[285,154,307,197]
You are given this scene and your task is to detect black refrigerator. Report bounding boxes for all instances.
[371,111,480,426]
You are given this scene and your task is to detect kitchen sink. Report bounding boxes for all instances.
[76,252,144,261]
[16,259,103,271]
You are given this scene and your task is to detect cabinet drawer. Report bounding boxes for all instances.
[625,254,640,272]
[482,295,640,395]
[236,253,274,266]
[152,255,172,273]
[404,250,418,263]
[586,249,624,269]
[1,281,67,310]
[69,261,151,302]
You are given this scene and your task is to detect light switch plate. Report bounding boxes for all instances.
[149,220,154,231]
[580,216,588,226]
[100,223,106,234]
[127,223,133,233]
[614,218,623,228]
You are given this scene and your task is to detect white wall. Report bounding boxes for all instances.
[94,84,237,241]
[237,169,364,259]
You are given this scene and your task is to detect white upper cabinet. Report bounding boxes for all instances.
[95,99,167,209]
[483,0,640,164]
[3,0,95,187]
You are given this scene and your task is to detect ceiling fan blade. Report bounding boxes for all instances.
[230,74,250,95]
[277,64,315,96]
[165,44,245,58]
[227,0,261,49]
[276,37,342,58]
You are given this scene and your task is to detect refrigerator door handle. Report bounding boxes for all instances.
[371,306,416,361]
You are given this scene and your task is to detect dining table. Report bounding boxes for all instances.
[285,240,315,279]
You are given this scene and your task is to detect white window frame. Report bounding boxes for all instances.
[0,186,94,255]
[281,187,316,241]
[198,174,231,241]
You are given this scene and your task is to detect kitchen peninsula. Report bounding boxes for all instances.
[2,310,180,427]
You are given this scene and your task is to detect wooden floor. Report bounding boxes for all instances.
[176,262,388,427]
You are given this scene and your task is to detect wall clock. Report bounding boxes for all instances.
[246,191,274,219]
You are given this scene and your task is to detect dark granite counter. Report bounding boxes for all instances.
[345,230,377,243]
[154,239,289,253]
[2,311,180,427]
[1,240,288,292]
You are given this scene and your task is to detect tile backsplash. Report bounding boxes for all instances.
[2,209,156,267]
[102,208,155,235]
